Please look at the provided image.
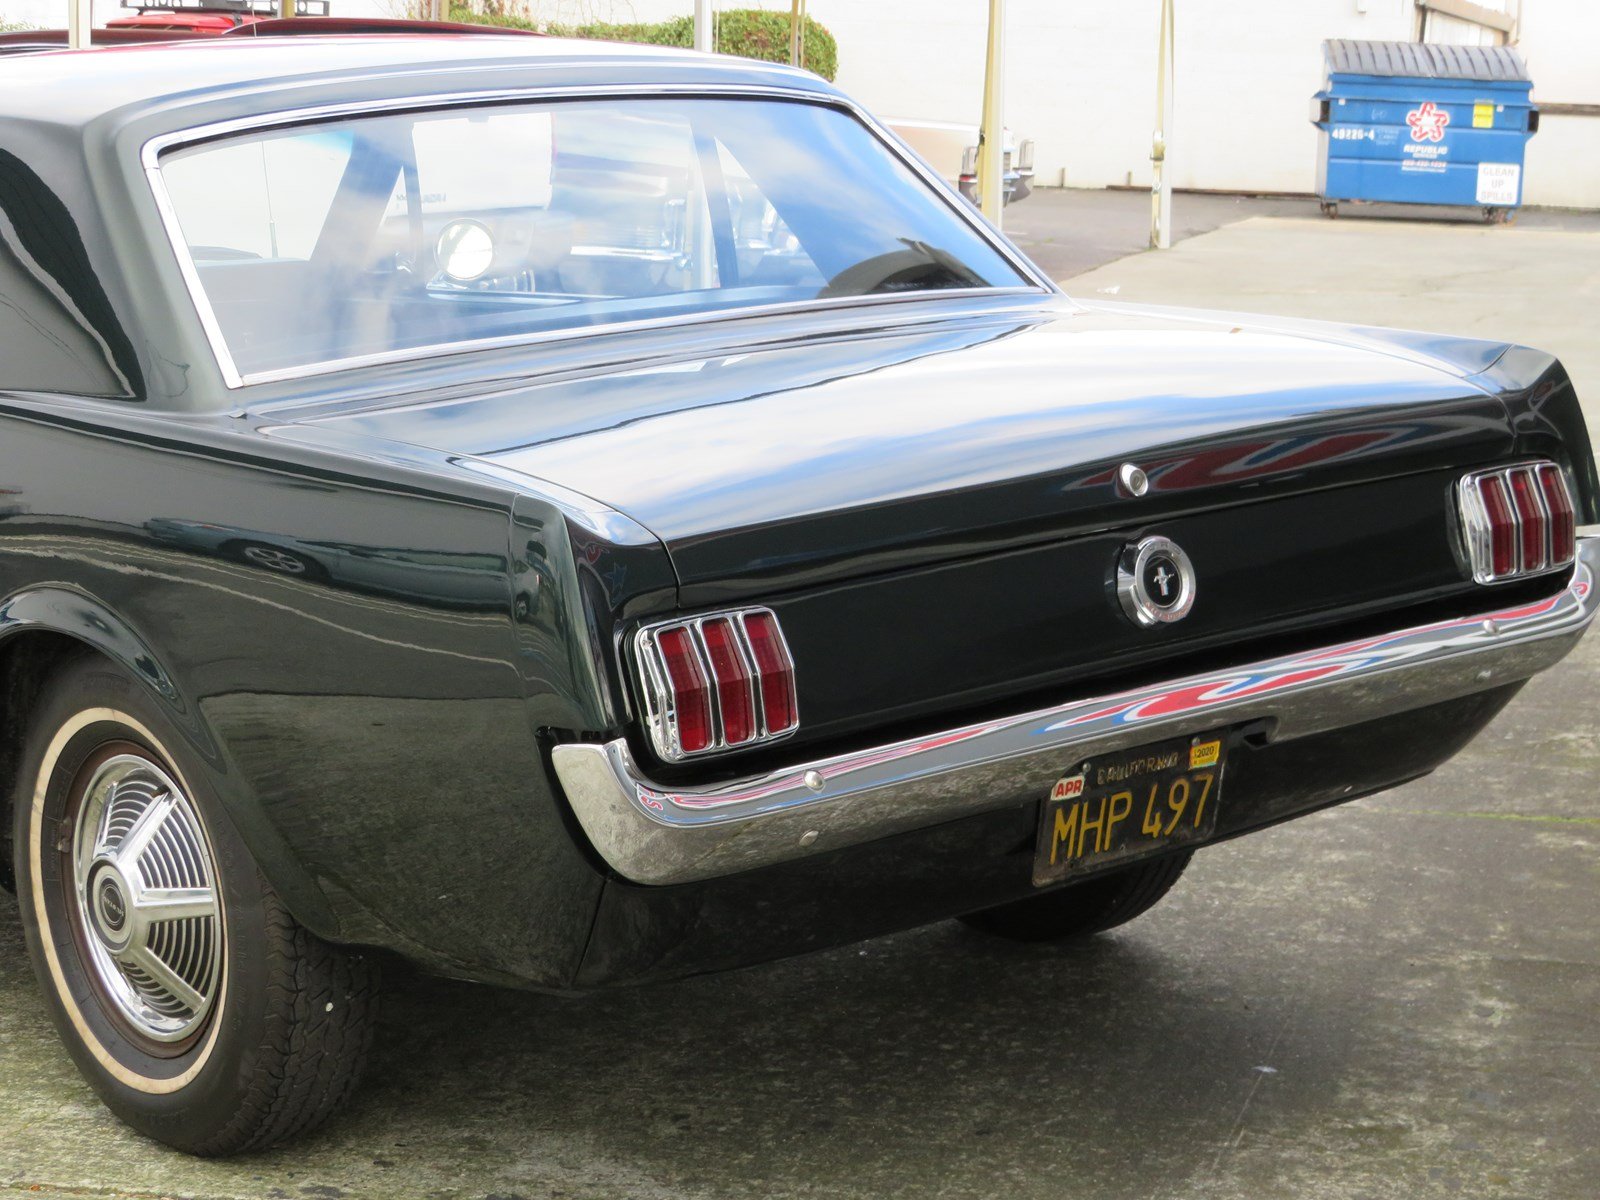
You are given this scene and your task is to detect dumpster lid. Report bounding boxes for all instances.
[1323,39,1530,83]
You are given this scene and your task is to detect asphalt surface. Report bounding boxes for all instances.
[1054,200,1600,454]
[4,189,1600,1199]
[1004,186,1600,282]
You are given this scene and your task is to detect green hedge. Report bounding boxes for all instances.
[448,7,837,80]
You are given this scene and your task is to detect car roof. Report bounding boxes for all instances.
[0,35,835,130]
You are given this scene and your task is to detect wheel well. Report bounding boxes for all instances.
[0,631,101,891]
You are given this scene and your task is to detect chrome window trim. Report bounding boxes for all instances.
[140,82,1056,392]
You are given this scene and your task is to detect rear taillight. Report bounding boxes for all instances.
[1458,461,1577,584]
[740,609,799,736]
[700,617,756,747]
[634,607,799,762]
[1539,463,1577,561]
[654,626,714,755]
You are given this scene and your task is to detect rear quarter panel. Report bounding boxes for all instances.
[0,396,631,988]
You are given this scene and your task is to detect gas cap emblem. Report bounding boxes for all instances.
[1117,536,1196,627]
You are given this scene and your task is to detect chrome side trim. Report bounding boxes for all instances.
[138,82,1056,392]
[552,537,1600,886]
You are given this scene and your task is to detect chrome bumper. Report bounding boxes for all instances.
[552,537,1599,887]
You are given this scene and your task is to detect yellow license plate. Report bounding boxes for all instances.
[1032,731,1227,886]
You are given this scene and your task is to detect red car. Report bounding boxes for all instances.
[106,0,280,32]
[0,4,529,51]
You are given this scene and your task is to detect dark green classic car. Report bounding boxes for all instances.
[0,36,1595,1155]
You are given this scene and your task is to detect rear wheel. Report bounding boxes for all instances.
[960,852,1192,942]
[13,653,378,1155]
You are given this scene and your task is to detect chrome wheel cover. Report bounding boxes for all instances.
[70,753,223,1043]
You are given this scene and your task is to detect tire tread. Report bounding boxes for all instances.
[194,891,378,1156]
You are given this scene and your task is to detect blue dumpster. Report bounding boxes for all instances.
[1313,40,1538,222]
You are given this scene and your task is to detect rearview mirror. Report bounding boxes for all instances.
[436,220,495,282]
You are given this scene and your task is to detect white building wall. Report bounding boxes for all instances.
[2,0,1593,207]
[1517,0,1600,208]
[580,0,1597,207]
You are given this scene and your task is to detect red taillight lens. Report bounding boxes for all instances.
[1479,474,1518,579]
[1538,463,1577,565]
[1507,467,1548,572]
[700,617,756,746]
[1460,461,1577,584]
[656,626,713,755]
[636,608,799,761]
[742,610,798,735]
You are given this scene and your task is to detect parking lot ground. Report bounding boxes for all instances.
[1053,207,1600,451]
[999,187,1313,279]
[4,203,1600,1200]
[1002,186,1600,282]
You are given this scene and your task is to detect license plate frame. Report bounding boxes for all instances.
[1032,730,1229,887]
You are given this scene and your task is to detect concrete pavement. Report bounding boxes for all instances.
[1058,212,1600,449]
[1003,187,1600,287]
[4,201,1599,1200]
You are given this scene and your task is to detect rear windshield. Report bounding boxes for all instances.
[156,96,1032,382]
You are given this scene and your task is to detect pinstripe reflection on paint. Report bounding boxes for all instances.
[623,556,1592,818]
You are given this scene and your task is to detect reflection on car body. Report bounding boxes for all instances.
[144,518,513,609]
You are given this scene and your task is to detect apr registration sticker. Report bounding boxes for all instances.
[1050,774,1086,802]
[1189,739,1221,769]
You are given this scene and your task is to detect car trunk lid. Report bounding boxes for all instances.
[294,299,1516,753]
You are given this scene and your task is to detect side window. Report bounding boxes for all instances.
[715,140,822,288]
[162,130,351,261]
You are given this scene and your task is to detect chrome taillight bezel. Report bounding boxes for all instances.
[1457,460,1577,585]
[633,607,799,763]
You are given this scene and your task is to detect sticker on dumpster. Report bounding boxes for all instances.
[1476,162,1521,205]
[1402,140,1448,171]
[1473,103,1496,129]
[1406,102,1451,142]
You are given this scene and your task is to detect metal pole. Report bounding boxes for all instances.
[278,0,295,19]
[977,0,1006,228]
[67,0,90,48]
[789,0,804,69]
[1150,0,1175,249]
[694,0,713,53]
[689,1,715,287]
